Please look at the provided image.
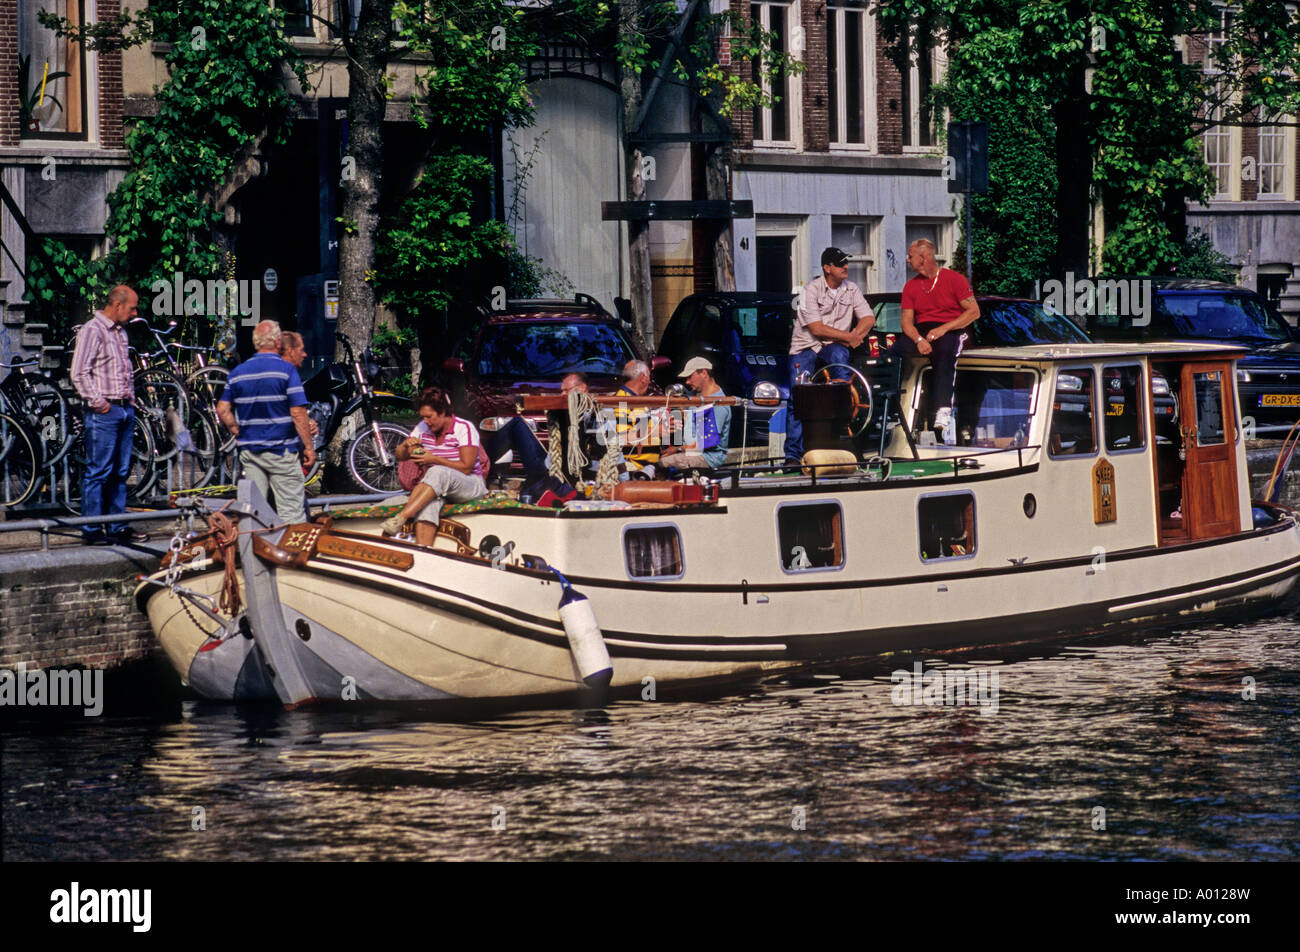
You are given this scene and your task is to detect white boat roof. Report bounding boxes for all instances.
[960,341,1248,362]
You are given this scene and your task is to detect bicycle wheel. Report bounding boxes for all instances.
[128,412,160,503]
[172,410,219,490]
[346,423,409,494]
[0,412,39,508]
[134,367,190,425]
[63,411,158,506]
[31,380,75,469]
[186,365,229,411]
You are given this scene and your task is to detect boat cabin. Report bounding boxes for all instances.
[885,342,1251,549]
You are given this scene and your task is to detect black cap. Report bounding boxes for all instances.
[821,246,850,267]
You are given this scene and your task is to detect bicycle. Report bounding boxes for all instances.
[303,331,409,494]
[0,410,39,508]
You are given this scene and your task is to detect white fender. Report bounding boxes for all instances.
[557,581,612,688]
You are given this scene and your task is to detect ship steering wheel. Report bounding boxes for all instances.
[811,364,874,437]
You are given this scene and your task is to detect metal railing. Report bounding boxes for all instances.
[0,491,390,552]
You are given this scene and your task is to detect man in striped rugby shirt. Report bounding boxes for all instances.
[216,320,316,525]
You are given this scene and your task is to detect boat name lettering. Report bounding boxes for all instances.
[317,535,415,571]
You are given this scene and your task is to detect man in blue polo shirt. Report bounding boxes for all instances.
[216,320,316,524]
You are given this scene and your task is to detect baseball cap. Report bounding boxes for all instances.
[821,246,850,267]
[679,356,713,378]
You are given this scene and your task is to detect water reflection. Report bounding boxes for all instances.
[3,616,1300,860]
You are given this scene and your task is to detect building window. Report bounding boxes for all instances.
[1257,118,1289,198]
[777,502,844,572]
[1203,115,1233,197]
[1050,368,1097,457]
[1258,267,1292,308]
[276,0,315,37]
[902,26,944,150]
[17,0,87,139]
[827,3,874,148]
[756,215,805,294]
[831,218,878,291]
[623,524,684,580]
[1103,364,1146,453]
[905,219,950,268]
[918,492,975,562]
[751,2,794,145]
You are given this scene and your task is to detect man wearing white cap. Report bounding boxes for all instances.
[660,356,730,470]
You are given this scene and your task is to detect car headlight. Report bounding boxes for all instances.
[1151,373,1171,396]
[479,416,511,432]
[751,381,782,406]
[1236,369,1251,383]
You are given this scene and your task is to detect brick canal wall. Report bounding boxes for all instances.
[0,543,163,670]
[4,449,1300,674]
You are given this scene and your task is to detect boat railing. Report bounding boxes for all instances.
[722,443,1044,490]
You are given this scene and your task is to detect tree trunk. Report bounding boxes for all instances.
[621,30,654,349]
[706,143,734,291]
[1052,62,1092,280]
[331,0,393,465]
[337,0,392,360]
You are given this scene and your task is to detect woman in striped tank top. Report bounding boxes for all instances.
[382,387,487,544]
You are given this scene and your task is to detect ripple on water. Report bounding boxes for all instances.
[3,615,1300,860]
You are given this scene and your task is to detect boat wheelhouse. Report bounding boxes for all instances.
[138,343,1300,707]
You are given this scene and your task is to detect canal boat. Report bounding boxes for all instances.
[137,343,1300,706]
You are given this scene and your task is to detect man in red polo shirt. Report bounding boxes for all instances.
[886,239,980,441]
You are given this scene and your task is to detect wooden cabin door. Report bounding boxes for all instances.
[1179,361,1241,540]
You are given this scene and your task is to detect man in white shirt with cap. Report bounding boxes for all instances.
[785,246,874,466]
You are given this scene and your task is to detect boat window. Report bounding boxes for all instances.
[1193,371,1226,445]
[777,501,845,572]
[918,492,976,562]
[623,524,684,579]
[1049,368,1096,457]
[1103,364,1145,452]
[917,369,1036,447]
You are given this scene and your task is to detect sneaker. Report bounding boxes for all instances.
[380,514,406,536]
[114,529,151,545]
[933,406,955,444]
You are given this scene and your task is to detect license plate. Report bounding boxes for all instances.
[1259,394,1300,407]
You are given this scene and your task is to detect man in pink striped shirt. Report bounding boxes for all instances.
[69,285,147,544]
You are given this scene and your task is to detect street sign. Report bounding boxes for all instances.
[947,121,989,194]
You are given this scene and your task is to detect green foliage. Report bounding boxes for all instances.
[394,0,538,132]
[31,0,307,333]
[374,152,517,316]
[947,87,1057,295]
[878,0,1300,280]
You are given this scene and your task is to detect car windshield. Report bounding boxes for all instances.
[972,302,1091,346]
[1155,293,1290,343]
[475,322,635,378]
[731,305,794,352]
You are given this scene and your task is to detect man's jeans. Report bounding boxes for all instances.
[82,404,135,538]
[785,343,852,463]
[240,449,308,526]
[482,416,549,487]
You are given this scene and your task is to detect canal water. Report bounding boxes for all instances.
[3,614,1299,861]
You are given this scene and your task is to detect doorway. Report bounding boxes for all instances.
[1152,359,1242,544]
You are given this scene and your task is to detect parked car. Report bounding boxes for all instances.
[653,291,795,444]
[441,295,643,443]
[1081,279,1300,437]
[864,292,1092,349]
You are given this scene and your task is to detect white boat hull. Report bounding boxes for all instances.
[141,513,1300,706]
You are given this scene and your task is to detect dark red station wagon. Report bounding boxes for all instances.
[440,296,642,432]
